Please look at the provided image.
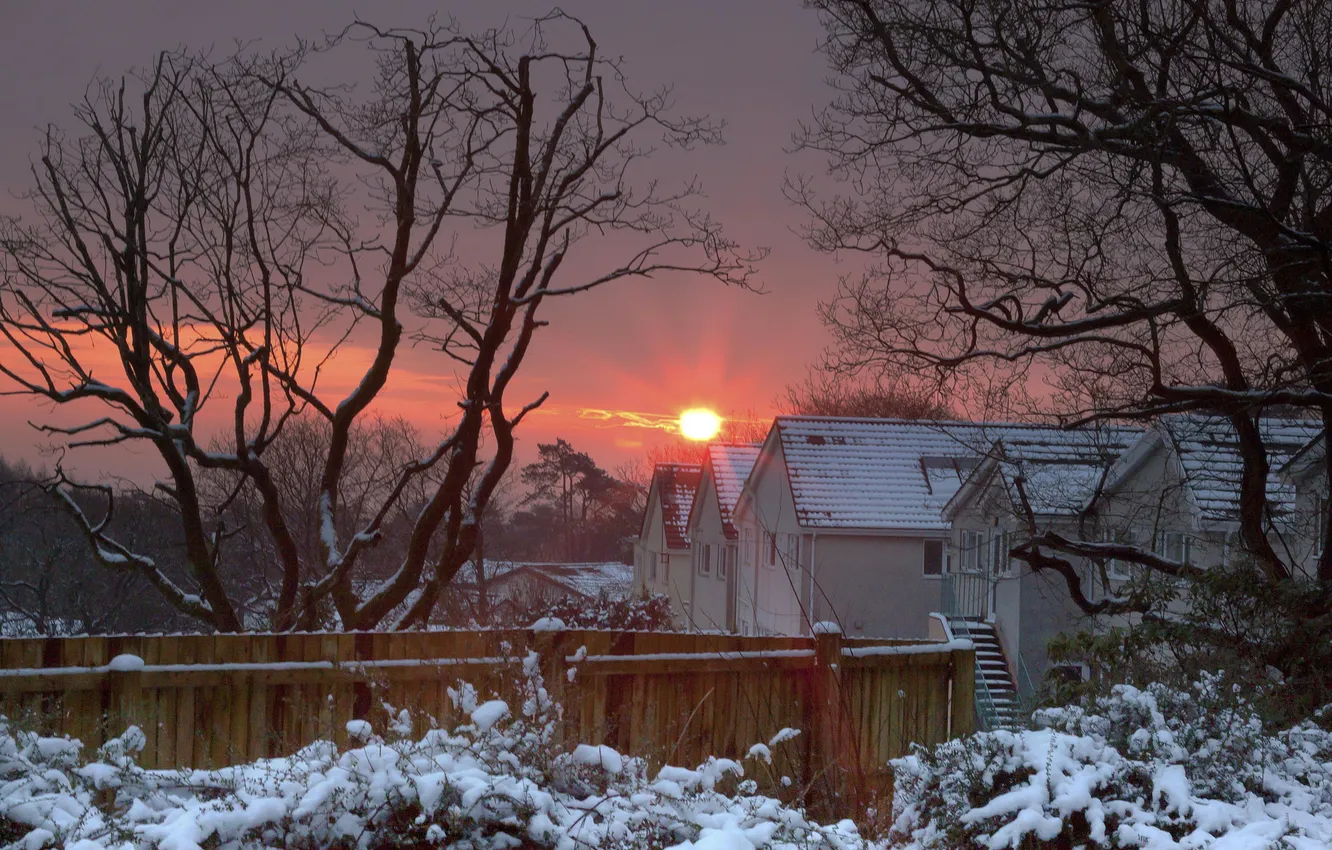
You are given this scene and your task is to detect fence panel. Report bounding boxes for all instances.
[0,629,972,781]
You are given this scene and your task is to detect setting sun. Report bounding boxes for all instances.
[679,408,723,441]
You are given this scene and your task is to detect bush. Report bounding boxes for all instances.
[890,675,1332,849]
[0,651,869,850]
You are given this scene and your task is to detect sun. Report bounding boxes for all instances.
[679,408,723,441]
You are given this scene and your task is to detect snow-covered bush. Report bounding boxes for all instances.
[890,675,1332,849]
[0,650,870,850]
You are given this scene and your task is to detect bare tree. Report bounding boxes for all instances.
[0,13,760,631]
[796,0,1332,600]
[781,370,952,419]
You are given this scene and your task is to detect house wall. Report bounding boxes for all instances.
[807,533,941,639]
[685,474,737,632]
[635,486,692,628]
[1285,461,1326,580]
[734,439,805,636]
[949,483,1097,688]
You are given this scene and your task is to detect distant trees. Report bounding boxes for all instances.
[511,439,640,562]
[781,372,952,420]
[0,457,188,634]
[0,13,758,631]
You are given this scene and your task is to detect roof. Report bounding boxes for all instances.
[943,427,1141,519]
[1164,415,1321,523]
[651,463,702,549]
[1107,415,1323,524]
[770,417,1130,530]
[1281,432,1325,481]
[456,561,634,600]
[700,443,761,538]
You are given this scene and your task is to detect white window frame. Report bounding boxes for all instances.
[659,552,670,582]
[719,545,733,580]
[1156,531,1192,566]
[764,531,778,569]
[1102,528,1132,582]
[742,526,754,568]
[784,533,801,572]
[989,531,1015,577]
[699,544,712,576]
[649,552,658,581]
[959,530,984,572]
[922,539,944,578]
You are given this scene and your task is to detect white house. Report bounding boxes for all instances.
[1093,414,1321,574]
[1281,433,1327,578]
[633,462,702,625]
[731,416,1068,639]
[681,443,760,632]
[941,425,1141,704]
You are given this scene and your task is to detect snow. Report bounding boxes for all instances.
[890,676,1332,849]
[470,699,509,731]
[652,463,703,548]
[107,654,144,673]
[530,616,566,632]
[707,444,762,537]
[0,660,866,850]
[841,639,972,658]
[812,621,842,635]
[774,417,1142,530]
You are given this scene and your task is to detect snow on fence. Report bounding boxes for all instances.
[0,628,973,782]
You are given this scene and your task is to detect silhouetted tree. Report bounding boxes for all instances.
[0,13,759,631]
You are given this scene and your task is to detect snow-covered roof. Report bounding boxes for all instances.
[652,463,702,549]
[455,561,634,601]
[944,427,1142,519]
[1163,416,1321,523]
[771,417,1128,530]
[704,443,761,538]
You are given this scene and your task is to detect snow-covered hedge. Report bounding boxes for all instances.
[890,675,1332,849]
[0,651,869,850]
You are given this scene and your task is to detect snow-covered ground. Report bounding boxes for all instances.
[4,664,1332,849]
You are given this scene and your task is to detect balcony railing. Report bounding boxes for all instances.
[941,571,990,619]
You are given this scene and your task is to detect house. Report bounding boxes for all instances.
[940,425,1142,712]
[680,443,761,632]
[633,462,702,625]
[439,560,635,625]
[1093,414,1321,575]
[731,416,1070,639]
[1281,433,1328,579]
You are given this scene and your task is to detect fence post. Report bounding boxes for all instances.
[531,625,569,744]
[949,644,976,738]
[812,622,847,776]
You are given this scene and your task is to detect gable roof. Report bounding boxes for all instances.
[648,463,702,549]
[451,560,634,603]
[770,416,1120,531]
[690,443,761,538]
[1108,415,1323,525]
[943,426,1141,519]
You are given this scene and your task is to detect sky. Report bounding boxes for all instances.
[0,1,850,481]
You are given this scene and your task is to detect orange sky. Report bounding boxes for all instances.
[0,0,843,482]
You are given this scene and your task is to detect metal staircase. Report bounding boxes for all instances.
[948,616,1020,731]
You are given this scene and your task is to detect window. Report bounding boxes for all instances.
[659,552,671,582]
[649,552,657,581]
[784,533,801,572]
[699,544,712,576]
[742,527,754,567]
[719,545,733,580]
[1156,531,1192,565]
[1102,528,1132,581]
[959,530,984,572]
[923,540,944,577]
[764,532,778,569]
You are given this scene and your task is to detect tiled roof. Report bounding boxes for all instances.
[1158,415,1323,523]
[773,417,1139,530]
[989,428,1141,516]
[708,443,761,538]
[456,561,634,600]
[654,463,702,549]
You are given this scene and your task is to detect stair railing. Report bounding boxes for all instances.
[947,616,1005,733]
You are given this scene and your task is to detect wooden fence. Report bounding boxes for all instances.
[0,628,973,787]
